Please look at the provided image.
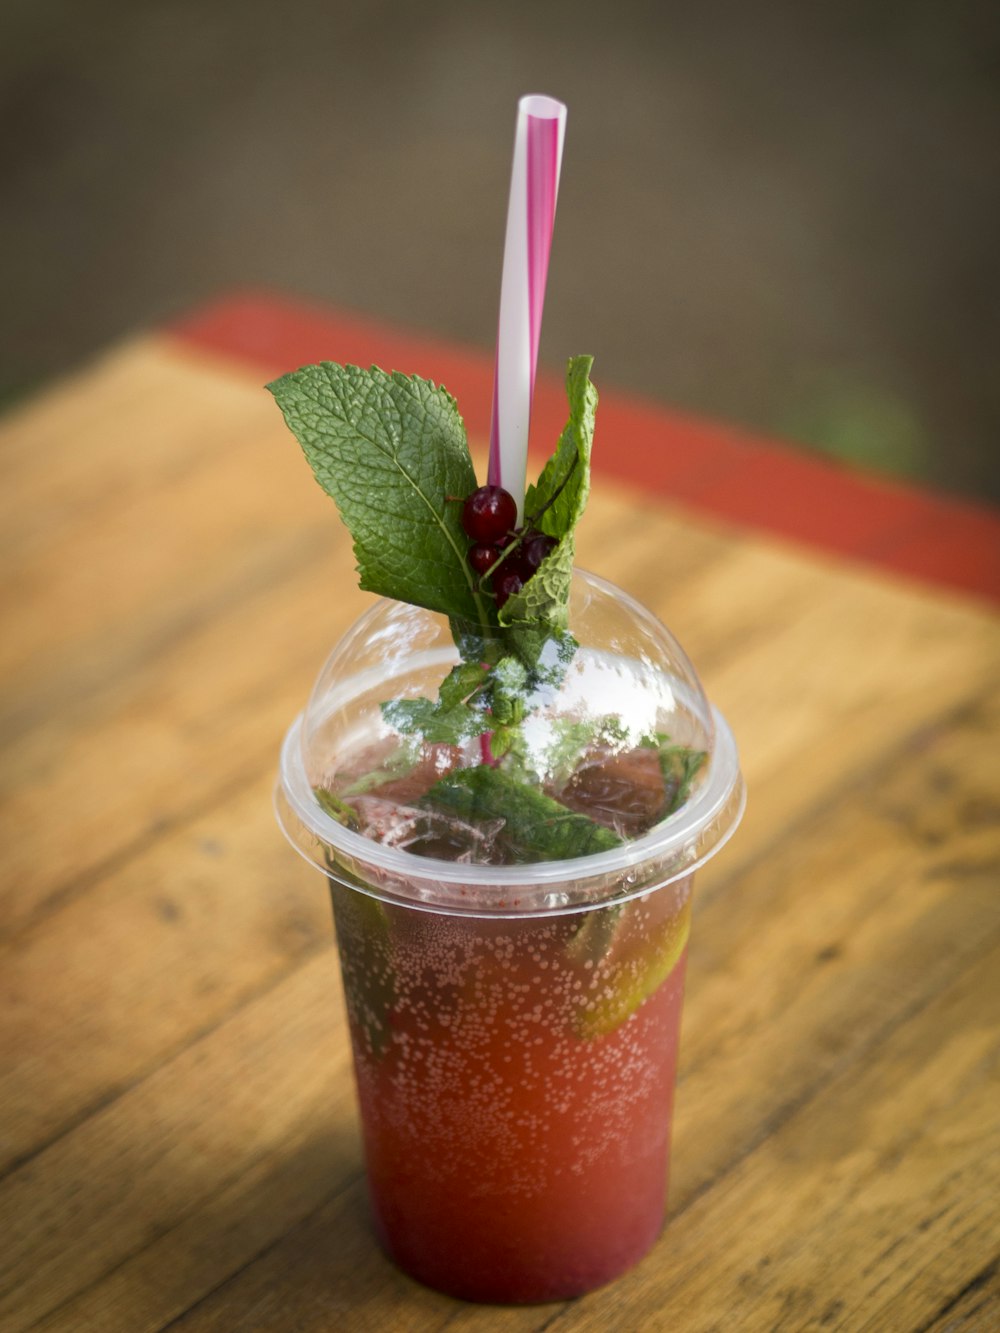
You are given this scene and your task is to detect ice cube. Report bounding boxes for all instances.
[348,795,505,864]
[556,746,666,839]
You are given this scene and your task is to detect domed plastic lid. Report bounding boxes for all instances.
[276,569,744,917]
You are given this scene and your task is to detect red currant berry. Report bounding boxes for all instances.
[505,550,535,583]
[494,569,524,607]
[520,531,557,572]
[468,544,501,576]
[461,485,518,544]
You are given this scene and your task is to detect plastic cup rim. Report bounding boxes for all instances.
[276,700,744,898]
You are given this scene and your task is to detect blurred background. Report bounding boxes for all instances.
[2,0,998,502]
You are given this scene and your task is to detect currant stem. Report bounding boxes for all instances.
[525,450,579,526]
[474,529,524,592]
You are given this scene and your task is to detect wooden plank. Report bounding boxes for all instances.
[0,336,723,732]
[917,1262,1000,1332]
[0,340,276,609]
[0,773,329,1174]
[0,549,359,936]
[170,1181,550,1333]
[671,680,1000,1213]
[0,953,352,1332]
[0,350,331,707]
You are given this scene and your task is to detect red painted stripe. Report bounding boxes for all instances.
[169,291,1000,604]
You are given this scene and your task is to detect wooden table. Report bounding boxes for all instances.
[3,295,999,1332]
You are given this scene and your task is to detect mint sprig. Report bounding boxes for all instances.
[271,354,631,864]
[269,356,597,658]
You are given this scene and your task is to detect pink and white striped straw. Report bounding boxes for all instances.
[487,94,567,521]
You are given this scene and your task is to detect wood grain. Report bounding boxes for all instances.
[2,336,998,1332]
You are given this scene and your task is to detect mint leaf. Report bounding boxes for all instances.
[421,765,622,862]
[499,539,575,645]
[504,714,631,787]
[381,661,491,744]
[267,363,492,625]
[654,740,708,814]
[499,356,597,653]
[523,355,597,543]
[380,698,479,743]
[488,656,529,725]
[342,744,420,797]
[314,786,361,831]
[439,659,492,710]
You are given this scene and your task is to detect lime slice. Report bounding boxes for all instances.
[569,897,691,1040]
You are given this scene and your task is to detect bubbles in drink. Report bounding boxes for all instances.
[331,876,691,1301]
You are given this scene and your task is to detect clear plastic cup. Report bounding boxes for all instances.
[276,569,744,1303]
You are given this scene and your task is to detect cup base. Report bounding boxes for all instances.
[373,1200,666,1305]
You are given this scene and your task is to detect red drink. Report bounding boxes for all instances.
[331,875,692,1303]
[277,572,744,1303]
